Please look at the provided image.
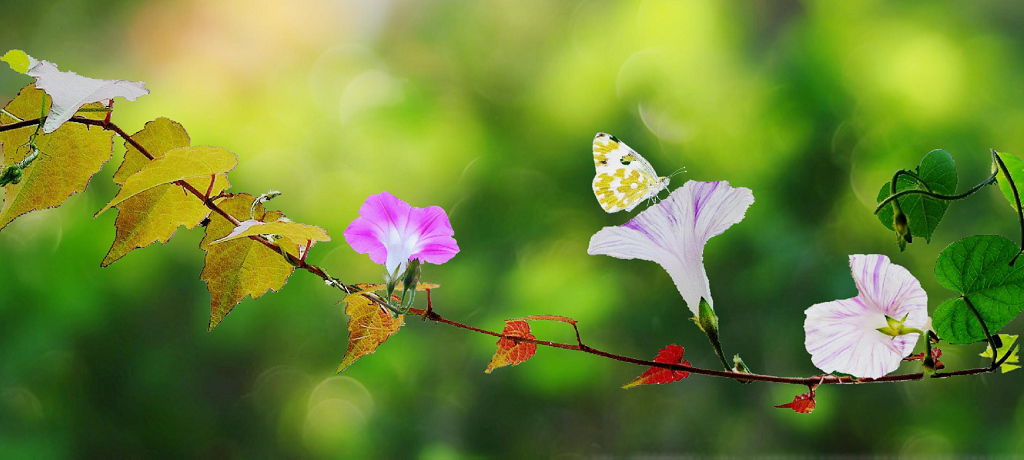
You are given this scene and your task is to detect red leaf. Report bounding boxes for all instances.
[776,391,816,414]
[902,347,945,370]
[485,320,537,373]
[622,344,691,389]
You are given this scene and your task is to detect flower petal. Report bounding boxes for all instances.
[344,216,388,265]
[849,254,928,328]
[357,191,412,237]
[588,180,753,315]
[17,56,149,133]
[804,297,906,378]
[804,255,928,378]
[408,205,454,239]
[344,191,459,274]
[686,181,755,243]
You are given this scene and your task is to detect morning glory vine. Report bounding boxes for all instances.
[1,50,1022,415]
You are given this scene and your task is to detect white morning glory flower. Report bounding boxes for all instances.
[804,254,929,379]
[588,180,754,316]
[2,50,149,134]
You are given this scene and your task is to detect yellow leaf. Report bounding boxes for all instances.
[102,118,231,266]
[96,145,237,216]
[2,50,32,74]
[337,291,404,372]
[0,85,113,231]
[200,193,295,330]
[210,219,330,248]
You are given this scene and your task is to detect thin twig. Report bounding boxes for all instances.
[5,116,1008,388]
[875,172,997,214]
[963,297,1000,369]
[992,151,1024,265]
[409,305,1001,386]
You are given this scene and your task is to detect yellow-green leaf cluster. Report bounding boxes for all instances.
[200,193,297,330]
[210,219,330,248]
[97,144,237,215]
[0,85,112,230]
[980,334,1020,374]
[101,118,231,266]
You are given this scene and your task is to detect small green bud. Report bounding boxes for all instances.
[695,298,731,371]
[892,202,911,251]
[0,165,23,186]
[402,258,422,291]
[922,340,937,377]
[696,298,718,336]
[732,354,754,384]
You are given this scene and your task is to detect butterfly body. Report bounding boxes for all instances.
[592,133,670,213]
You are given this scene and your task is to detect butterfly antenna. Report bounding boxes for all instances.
[668,167,688,179]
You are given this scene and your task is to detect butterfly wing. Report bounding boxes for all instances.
[592,133,663,213]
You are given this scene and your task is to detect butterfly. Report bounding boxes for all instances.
[591,133,680,213]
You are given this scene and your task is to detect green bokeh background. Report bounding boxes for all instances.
[3,0,1024,457]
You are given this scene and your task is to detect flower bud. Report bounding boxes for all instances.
[892,202,912,251]
[732,354,755,384]
[922,348,937,377]
[696,298,718,337]
[0,165,22,186]
[402,258,422,291]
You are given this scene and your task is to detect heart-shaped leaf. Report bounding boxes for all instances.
[995,151,1024,214]
[933,235,1024,344]
[876,150,957,246]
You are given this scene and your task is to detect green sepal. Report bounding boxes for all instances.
[877,313,923,337]
[731,354,754,384]
[695,298,730,370]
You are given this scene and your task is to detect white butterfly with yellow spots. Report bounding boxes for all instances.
[591,133,680,213]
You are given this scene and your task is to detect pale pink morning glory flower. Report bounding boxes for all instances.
[588,180,754,315]
[804,254,929,379]
[344,191,459,277]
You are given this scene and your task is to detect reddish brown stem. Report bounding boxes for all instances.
[2,116,1009,388]
[204,174,216,200]
[411,306,1008,385]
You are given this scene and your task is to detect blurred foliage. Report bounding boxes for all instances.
[3,0,1024,457]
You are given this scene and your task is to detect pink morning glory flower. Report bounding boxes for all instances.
[588,180,754,315]
[804,254,929,379]
[344,191,459,277]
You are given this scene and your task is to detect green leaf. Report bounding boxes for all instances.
[995,151,1024,213]
[876,149,957,245]
[933,235,1024,344]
